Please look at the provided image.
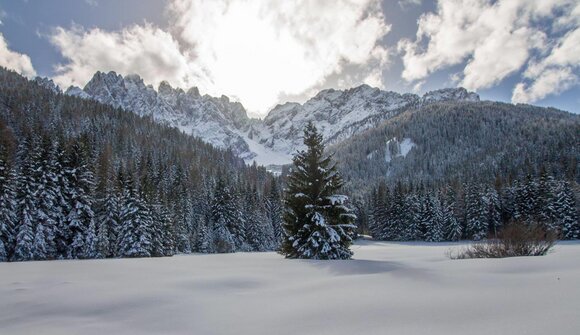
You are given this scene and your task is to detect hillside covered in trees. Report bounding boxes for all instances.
[0,68,282,262]
[333,101,579,240]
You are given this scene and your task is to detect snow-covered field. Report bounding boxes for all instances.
[1,240,579,335]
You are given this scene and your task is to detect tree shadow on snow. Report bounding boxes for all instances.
[302,259,405,276]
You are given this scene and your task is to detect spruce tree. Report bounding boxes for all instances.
[210,177,240,252]
[64,141,96,259]
[443,187,462,241]
[0,147,17,261]
[557,181,579,239]
[280,123,356,259]
[117,176,153,258]
[13,139,38,261]
[266,179,284,247]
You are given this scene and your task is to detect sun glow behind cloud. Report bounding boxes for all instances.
[49,0,390,116]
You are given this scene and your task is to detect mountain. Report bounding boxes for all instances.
[332,100,580,195]
[67,72,256,161]
[65,71,480,166]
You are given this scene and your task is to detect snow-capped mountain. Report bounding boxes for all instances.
[65,71,480,166]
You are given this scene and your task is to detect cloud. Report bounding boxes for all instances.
[0,33,36,77]
[49,0,391,115]
[512,68,577,104]
[399,0,579,102]
[512,27,580,103]
[50,24,193,90]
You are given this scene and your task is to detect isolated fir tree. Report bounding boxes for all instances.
[280,123,356,260]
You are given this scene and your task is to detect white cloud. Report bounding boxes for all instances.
[49,0,391,115]
[50,24,193,90]
[399,0,579,101]
[513,28,580,103]
[0,33,36,77]
[512,68,577,104]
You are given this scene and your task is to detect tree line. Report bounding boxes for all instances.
[367,172,578,242]
[0,67,283,262]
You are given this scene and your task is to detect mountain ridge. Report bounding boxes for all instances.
[62,70,481,166]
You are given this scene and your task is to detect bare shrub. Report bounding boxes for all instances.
[450,222,557,259]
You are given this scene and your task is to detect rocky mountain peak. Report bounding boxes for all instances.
[33,76,61,94]
[421,87,480,104]
[66,71,487,167]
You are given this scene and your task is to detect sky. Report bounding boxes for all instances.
[0,0,579,117]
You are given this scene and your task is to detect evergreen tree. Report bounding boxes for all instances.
[465,183,488,240]
[557,181,579,239]
[213,216,235,253]
[84,220,99,259]
[280,123,356,259]
[0,147,17,261]
[443,187,462,241]
[423,193,444,242]
[64,141,96,259]
[13,139,38,261]
[195,222,213,253]
[244,186,274,251]
[484,186,502,237]
[96,190,119,257]
[210,177,242,252]
[265,179,284,247]
[117,176,153,258]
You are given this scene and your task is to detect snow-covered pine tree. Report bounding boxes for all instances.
[63,140,96,259]
[536,172,559,232]
[280,122,356,260]
[265,178,284,247]
[195,221,213,253]
[443,187,462,241]
[244,185,274,251]
[172,166,193,253]
[117,175,154,258]
[465,183,488,240]
[34,136,60,259]
[51,140,72,258]
[95,189,119,257]
[390,183,409,241]
[150,203,175,257]
[213,216,235,253]
[370,183,392,240]
[484,186,501,238]
[402,192,421,240]
[210,177,242,252]
[423,193,444,242]
[557,181,579,240]
[84,219,99,259]
[0,146,17,261]
[13,139,38,261]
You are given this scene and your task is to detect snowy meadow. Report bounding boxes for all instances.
[1,240,579,335]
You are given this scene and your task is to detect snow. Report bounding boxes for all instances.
[327,195,348,205]
[385,137,416,163]
[2,240,579,335]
